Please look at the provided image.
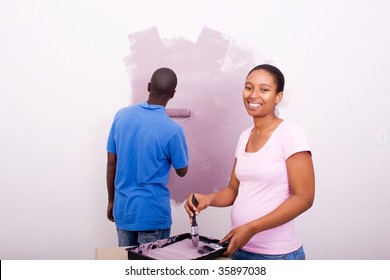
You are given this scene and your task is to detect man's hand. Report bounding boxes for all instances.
[107,202,114,222]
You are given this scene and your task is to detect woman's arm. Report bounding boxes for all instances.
[184,159,240,218]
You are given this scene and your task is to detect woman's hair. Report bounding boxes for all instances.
[247,64,285,93]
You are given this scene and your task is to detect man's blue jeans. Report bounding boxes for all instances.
[117,228,171,247]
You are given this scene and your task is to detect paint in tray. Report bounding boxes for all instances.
[126,233,227,260]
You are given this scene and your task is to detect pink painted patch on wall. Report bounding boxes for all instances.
[123,26,259,202]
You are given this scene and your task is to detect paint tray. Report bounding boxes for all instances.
[126,233,227,260]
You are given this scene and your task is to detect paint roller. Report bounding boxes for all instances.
[166,108,192,118]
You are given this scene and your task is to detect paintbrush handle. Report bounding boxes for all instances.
[191,194,198,226]
[191,193,198,207]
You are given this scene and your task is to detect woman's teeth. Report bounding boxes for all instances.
[249,103,261,108]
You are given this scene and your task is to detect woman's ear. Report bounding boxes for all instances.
[276,91,283,105]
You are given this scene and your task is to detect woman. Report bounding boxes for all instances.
[185,64,315,260]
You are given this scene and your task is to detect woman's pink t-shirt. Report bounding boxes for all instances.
[232,120,311,254]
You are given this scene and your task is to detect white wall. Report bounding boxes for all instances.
[1,0,389,259]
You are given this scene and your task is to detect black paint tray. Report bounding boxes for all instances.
[126,233,227,260]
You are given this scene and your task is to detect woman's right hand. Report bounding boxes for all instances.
[184,193,213,222]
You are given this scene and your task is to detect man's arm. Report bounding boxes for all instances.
[106,152,117,222]
[175,166,188,177]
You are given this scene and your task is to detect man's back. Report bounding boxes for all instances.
[107,102,188,231]
[106,67,188,246]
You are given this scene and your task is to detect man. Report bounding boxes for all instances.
[106,67,189,246]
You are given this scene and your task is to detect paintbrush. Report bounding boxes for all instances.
[198,240,230,255]
[191,194,199,247]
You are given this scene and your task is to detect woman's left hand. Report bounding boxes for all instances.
[220,223,256,257]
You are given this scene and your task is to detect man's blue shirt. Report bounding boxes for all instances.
[107,102,188,230]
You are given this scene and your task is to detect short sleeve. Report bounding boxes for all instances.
[282,122,311,160]
[106,113,118,154]
[168,127,189,169]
